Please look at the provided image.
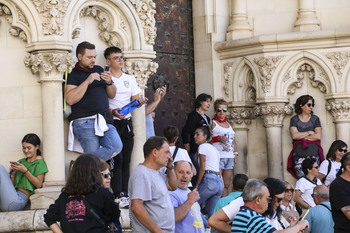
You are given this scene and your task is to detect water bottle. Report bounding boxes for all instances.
[225,133,230,143]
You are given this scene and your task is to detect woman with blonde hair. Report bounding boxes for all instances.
[281,181,299,222]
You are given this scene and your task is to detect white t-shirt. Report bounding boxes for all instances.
[295,177,322,208]
[109,72,141,119]
[170,146,192,164]
[319,159,341,186]
[198,143,220,172]
[222,196,244,223]
[212,120,236,159]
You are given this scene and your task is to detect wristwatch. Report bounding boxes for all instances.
[106,80,114,86]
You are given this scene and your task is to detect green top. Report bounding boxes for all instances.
[14,158,48,196]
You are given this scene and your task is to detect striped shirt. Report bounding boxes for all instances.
[231,206,276,233]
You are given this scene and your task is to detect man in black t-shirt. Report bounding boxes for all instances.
[66,41,122,161]
[330,153,350,233]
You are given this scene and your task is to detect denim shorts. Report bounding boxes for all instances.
[220,158,234,170]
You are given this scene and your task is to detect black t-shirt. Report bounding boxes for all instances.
[67,65,109,121]
[330,176,350,233]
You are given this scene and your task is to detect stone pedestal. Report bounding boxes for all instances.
[226,0,252,40]
[294,0,320,32]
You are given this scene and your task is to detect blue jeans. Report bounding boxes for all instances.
[72,119,123,161]
[0,164,29,211]
[197,173,224,217]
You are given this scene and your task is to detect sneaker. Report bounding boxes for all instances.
[116,196,129,208]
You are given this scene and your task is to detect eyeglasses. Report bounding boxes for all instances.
[306,103,315,107]
[217,108,227,113]
[276,197,283,203]
[311,193,318,198]
[339,148,348,153]
[313,166,319,169]
[101,172,111,178]
[285,188,294,192]
[110,56,124,61]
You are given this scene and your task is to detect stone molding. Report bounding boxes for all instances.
[254,56,284,93]
[229,107,255,126]
[326,99,350,121]
[24,53,76,77]
[0,3,28,42]
[325,51,350,78]
[255,104,293,127]
[124,60,158,88]
[32,0,71,36]
[130,0,156,45]
[223,62,234,98]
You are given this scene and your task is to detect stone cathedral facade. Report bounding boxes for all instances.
[1,0,350,231]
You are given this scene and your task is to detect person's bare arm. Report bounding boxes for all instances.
[195,154,206,189]
[166,156,177,191]
[294,190,310,209]
[174,189,200,222]
[100,71,116,98]
[66,73,101,105]
[191,163,197,176]
[275,220,309,233]
[131,199,165,233]
[208,209,231,233]
[305,127,322,141]
[317,172,326,182]
[340,205,350,221]
[145,86,166,115]
[290,127,310,140]
[10,162,45,188]
[49,223,63,233]
[131,94,148,106]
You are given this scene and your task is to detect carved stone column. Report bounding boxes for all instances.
[255,103,293,180]
[294,0,320,32]
[124,60,158,172]
[229,106,255,175]
[24,52,75,209]
[326,99,350,145]
[226,0,252,40]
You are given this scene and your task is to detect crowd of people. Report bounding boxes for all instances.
[1,41,350,233]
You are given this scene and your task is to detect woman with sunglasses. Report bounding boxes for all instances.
[211,98,237,197]
[281,181,299,223]
[288,95,324,179]
[100,159,112,189]
[294,158,322,214]
[318,140,347,186]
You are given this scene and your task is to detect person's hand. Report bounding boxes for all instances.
[166,156,174,169]
[159,86,167,99]
[100,71,112,85]
[188,188,200,203]
[112,108,125,119]
[288,216,297,226]
[10,162,27,173]
[86,72,101,84]
[296,220,309,231]
[138,95,148,105]
[234,156,238,164]
[219,136,228,143]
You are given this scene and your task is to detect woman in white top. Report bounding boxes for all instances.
[294,158,322,212]
[211,98,237,197]
[194,126,224,217]
[318,140,347,186]
[281,181,299,223]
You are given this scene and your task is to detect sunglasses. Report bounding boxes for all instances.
[285,188,294,192]
[266,197,272,203]
[306,103,315,107]
[339,148,348,153]
[311,193,318,198]
[313,166,319,169]
[276,197,283,203]
[217,108,227,113]
[101,172,111,178]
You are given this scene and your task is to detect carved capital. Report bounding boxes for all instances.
[130,0,157,45]
[24,53,76,79]
[255,104,293,127]
[124,60,159,89]
[254,56,283,93]
[32,0,71,35]
[326,99,350,121]
[229,107,255,126]
[325,51,350,79]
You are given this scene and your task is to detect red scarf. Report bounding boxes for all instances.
[74,63,93,73]
[213,116,227,123]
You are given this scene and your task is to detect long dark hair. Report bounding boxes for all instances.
[326,140,347,161]
[22,133,41,155]
[62,154,102,195]
[196,125,211,142]
[336,152,350,177]
[263,178,286,219]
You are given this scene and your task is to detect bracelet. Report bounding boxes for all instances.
[234,152,238,155]
[24,169,28,174]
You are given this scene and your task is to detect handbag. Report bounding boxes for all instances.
[82,197,122,233]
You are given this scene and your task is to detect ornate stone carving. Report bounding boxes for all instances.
[326,51,350,78]
[223,62,234,98]
[32,0,71,35]
[124,60,159,88]
[326,99,350,121]
[229,107,255,125]
[24,53,76,75]
[0,4,28,42]
[309,65,327,93]
[130,0,157,45]
[255,104,293,127]
[246,70,256,101]
[80,6,123,47]
[254,56,283,93]
[72,28,80,39]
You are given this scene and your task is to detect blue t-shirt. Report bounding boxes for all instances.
[304,202,334,233]
[231,206,276,233]
[213,192,242,213]
[169,188,204,233]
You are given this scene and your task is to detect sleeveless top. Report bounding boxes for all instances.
[212,120,236,159]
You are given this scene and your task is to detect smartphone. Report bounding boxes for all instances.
[10,161,19,165]
[104,65,110,71]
